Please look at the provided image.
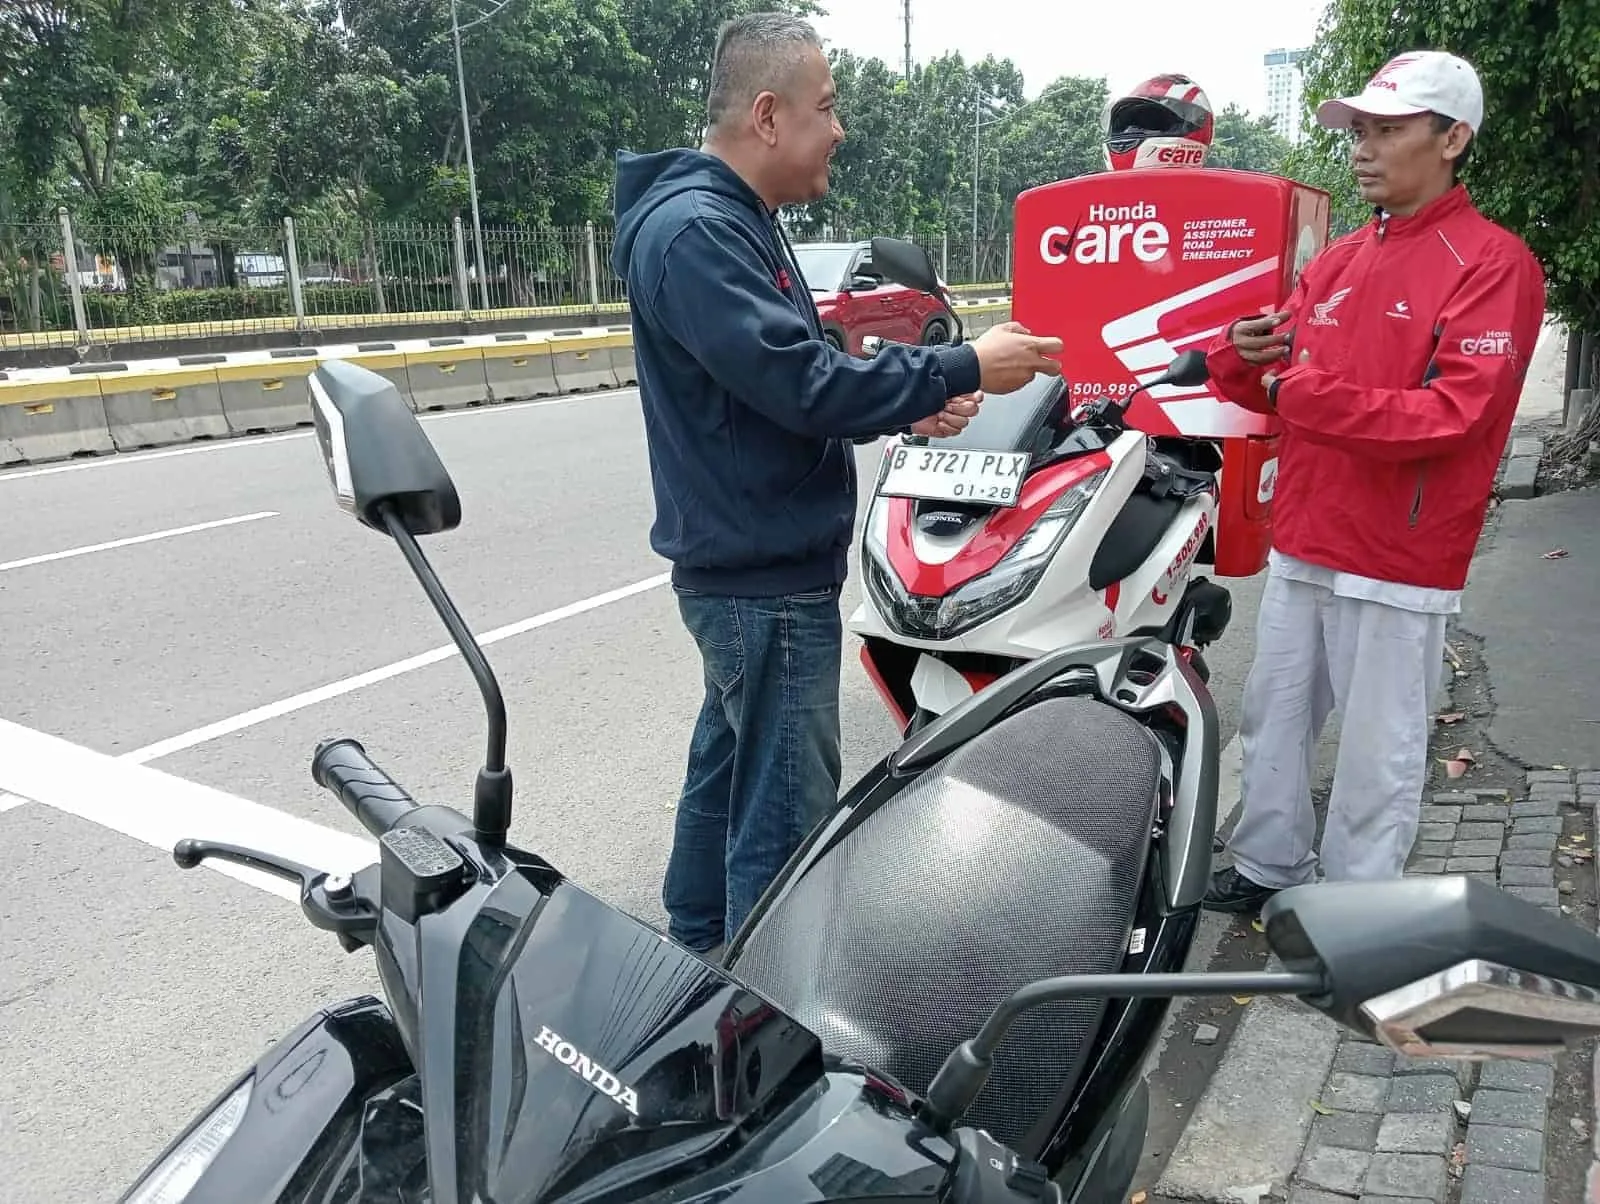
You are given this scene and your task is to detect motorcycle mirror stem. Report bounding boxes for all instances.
[918,968,1326,1133]
[1105,348,1210,418]
[379,500,514,848]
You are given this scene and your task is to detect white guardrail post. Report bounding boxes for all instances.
[283,216,307,331]
[57,207,90,347]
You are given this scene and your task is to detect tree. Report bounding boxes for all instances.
[618,0,821,153]
[1291,0,1600,335]
[0,0,242,280]
[1209,105,1293,175]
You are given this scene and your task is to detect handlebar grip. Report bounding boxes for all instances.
[312,738,420,838]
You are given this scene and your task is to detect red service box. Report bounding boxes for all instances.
[1011,168,1329,577]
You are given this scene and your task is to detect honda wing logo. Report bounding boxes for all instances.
[535,1025,641,1115]
[1368,54,1423,91]
[1308,287,1352,327]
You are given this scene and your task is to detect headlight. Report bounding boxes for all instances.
[123,1077,252,1204]
[865,469,1106,640]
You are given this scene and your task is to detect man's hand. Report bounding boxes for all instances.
[911,391,982,439]
[1263,347,1312,393]
[972,322,1064,394]
[1232,311,1292,366]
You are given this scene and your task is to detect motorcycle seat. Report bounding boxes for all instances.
[730,695,1162,1152]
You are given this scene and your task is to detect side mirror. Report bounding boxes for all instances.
[869,237,941,295]
[309,359,462,537]
[1265,877,1600,1058]
[1157,349,1209,389]
[847,274,881,292]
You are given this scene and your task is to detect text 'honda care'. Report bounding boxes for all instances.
[1041,204,1260,268]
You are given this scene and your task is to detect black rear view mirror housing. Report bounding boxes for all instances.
[869,237,966,346]
[1159,349,1209,389]
[869,237,941,294]
[1264,877,1600,1056]
[309,359,461,537]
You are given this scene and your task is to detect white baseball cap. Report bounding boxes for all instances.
[1315,50,1484,134]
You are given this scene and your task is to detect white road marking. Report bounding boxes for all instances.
[0,511,279,572]
[0,388,639,483]
[0,717,376,900]
[0,791,30,814]
[123,570,673,764]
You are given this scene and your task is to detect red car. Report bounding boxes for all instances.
[790,241,956,356]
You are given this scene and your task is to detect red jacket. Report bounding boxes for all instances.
[1206,185,1546,591]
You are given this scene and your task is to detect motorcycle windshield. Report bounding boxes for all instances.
[401,870,826,1203]
[934,370,1066,455]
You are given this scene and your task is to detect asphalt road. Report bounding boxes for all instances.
[0,386,1269,1203]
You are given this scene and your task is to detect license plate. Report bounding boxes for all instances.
[877,444,1029,507]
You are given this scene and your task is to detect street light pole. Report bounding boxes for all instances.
[972,86,981,285]
[451,0,490,313]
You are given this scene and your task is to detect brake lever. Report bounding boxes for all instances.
[173,838,381,952]
[175,837,324,886]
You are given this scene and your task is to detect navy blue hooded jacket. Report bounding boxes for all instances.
[611,148,982,596]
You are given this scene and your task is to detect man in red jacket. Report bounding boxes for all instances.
[1202,50,1547,912]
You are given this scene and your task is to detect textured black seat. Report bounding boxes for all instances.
[731,696,1162,1149]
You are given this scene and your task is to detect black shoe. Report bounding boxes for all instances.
[1202,865,1280,913]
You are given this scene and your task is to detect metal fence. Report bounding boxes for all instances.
[0,208,1013,352]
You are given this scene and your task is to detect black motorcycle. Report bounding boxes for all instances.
[120,359,1600,1204]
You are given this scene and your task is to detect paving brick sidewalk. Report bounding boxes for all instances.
[1283,766,1599,1204]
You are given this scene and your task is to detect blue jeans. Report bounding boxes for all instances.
[663,584,844,951]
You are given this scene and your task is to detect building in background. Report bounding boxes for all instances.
[1264,47,1310,145]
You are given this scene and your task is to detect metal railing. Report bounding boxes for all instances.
[0,208,1013,353]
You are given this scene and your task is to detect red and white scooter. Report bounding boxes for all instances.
[853,237,1233,734]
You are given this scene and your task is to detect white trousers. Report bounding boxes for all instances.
[1228,568,1448,887]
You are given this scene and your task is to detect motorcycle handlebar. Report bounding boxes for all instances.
[312,737,421,838]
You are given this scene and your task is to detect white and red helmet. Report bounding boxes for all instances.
[1103,73,1215,170]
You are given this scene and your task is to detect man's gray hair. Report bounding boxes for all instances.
[705,12,824,130]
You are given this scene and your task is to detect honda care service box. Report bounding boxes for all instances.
[1011,168,1330,578]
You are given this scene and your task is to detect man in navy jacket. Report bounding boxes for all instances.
[612,11,1062,958]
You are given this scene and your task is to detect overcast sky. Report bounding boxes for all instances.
[808,0,1327,118]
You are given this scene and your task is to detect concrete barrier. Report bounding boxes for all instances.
[404,340,492,411]
[0,378,116,465]
[100,364,231,451]
[218,351,321,435]
[339,343,416,411]
[481,335,560,403]
[0,300,1014,469]
[606,326,639,387]
[548,331,623,393]
[961,305,1009,338]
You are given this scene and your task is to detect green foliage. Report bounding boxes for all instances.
[1209,106,1294,176]
[1293,0,1600,332]
[73,281,460,329]
[3,0,1462,314]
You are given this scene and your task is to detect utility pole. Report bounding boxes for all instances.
[902,0,912,82]
[972,84,981,285]
[451,0,490,312]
